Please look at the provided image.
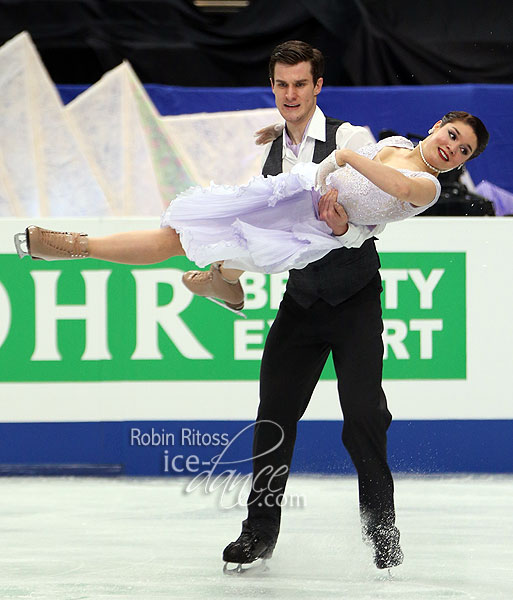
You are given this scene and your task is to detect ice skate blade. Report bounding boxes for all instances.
[223,559,269,576]
[374,565,400,581]
[206,296,247,318]
[13,232,29,259]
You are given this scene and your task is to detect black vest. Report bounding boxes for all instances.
[262,117,380,308]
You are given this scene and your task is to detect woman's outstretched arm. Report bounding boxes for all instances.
[88,227,185,264]
[335,149,438,206]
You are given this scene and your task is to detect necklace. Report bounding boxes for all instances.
[418,141,454,174]
[418,140,441,173]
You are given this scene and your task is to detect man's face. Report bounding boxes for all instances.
[271,61,323,127]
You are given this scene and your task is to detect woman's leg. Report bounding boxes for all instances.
[17,225,184,264]
[184,264,243,283]
[88,227,185,264]
[17,224,246,309]
[218,265,244,282]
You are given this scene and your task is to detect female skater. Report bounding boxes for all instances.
[15,111,488,311]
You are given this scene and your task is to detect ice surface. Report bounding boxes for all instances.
[0,475,511,599]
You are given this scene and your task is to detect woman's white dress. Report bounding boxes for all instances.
[161,136,441,273]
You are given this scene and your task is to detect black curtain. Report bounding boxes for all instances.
[0,0,510,85]
[343,0,513,85]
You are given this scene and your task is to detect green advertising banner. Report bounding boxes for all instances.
[0,252,465,382]
[380,252,465,379]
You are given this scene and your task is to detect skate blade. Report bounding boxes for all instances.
[374,566,400,581]
[223,559,269,576]
[206,296,247,318]
[13,232,29,259]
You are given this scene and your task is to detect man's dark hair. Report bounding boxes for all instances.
[268,40,324,84]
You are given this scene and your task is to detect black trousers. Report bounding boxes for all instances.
[244,273,396,541]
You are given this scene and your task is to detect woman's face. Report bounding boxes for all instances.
[425,120,478,170]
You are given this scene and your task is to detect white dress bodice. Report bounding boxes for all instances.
[321,136,441,225]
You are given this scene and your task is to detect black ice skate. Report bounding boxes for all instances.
[222,530,275,575]
[365,525,404,572]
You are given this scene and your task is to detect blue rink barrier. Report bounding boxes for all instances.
[0,420,511,476]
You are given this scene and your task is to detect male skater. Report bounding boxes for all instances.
[222,40,403,572]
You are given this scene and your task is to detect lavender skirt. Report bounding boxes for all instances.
[161,163,342,274]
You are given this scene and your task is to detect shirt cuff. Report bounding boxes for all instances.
[333,223,366,246]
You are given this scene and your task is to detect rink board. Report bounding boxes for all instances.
[0,420,511,475]
[0,218,512,473]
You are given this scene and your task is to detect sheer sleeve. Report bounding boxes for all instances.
[315,150,341,194]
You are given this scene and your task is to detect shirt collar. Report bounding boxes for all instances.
[306,106,326,142]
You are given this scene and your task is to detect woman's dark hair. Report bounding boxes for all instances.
[440,111,489,159]
[268,40,324,84]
